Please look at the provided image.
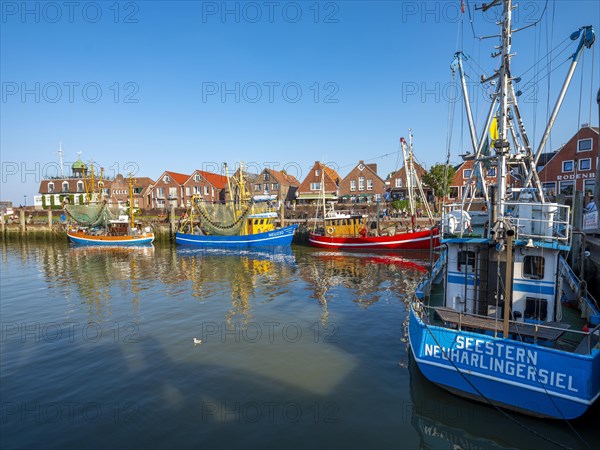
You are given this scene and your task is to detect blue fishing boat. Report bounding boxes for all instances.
[175,163,297,248]
[409,0,599,420]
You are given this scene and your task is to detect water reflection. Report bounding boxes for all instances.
[9,242,431,326]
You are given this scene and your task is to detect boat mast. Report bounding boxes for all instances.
[495,0,512,227]
[58,142,64,178]
[129,173,134,229]
[400,136,415,231]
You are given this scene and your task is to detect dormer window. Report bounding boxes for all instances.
[62,181,69,192]
[48,182,55,193]
[77,181,84,193]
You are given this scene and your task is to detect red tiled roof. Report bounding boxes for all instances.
[194,170,228,189]
[165,171,190,185]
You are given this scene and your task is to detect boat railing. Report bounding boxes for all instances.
[413,303,599,355]
[503,201,570,244]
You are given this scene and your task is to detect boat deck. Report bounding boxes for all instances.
[434,307,570,341]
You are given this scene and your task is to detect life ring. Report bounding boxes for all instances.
[326,227,335,235]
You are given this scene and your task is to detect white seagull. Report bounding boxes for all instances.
[193,338,202,345]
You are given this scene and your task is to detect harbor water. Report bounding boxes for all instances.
[1,241,598,449]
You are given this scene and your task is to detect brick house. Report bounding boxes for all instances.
[251,168,300,203]
[107,174,154,209]
[182,170,228,205]
[149,171,189,208]
[296,161,342,203]
[447,159,501,201]
[385,161,429,201]
[339,161,385,203]
[538,126,598,203]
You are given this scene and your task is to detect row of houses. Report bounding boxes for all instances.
[34,126,598,210]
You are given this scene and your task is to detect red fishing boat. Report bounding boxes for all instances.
[308,132,440,251]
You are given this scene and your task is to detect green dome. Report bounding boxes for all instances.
[72,158,87,170]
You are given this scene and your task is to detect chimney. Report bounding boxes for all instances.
[367,163,377,174]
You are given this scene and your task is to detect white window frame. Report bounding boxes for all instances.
[579,158,591,171]
[367,179,373,191]
[577,138,592,152]
[463,169,472,179]
[350,180,356,191]
[358,176,365,191]
[204,186,210,195]
[310,182,321,191]
[164,175,170,183]
[395,178,402,188]
[562,160,574,172]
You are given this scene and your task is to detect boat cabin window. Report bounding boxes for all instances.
[523,256,544,280]
[457,251,476,273]
[524,297,547,321]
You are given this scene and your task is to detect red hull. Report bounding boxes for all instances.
[308,228,440,250]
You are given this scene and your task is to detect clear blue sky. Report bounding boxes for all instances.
[1,0,599,204]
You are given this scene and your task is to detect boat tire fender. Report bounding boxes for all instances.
[327,227,335,235]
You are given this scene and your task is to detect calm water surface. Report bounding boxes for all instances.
[1,242,598,449]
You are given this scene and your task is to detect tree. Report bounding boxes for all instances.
[422,164,455,213]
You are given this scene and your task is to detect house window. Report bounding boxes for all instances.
[487,168,496,177]
[584,179,595,195]
[358,177,365,191]
[577,138,592,152]
[350,180,356,191]
[264,184,269,192]
[367,179,373,190]
[263,173,269,181]
[195,174,200,182]
[48,182,54,193]
[204,186,210,195]
[169,187,177,198]
[395,178,402,188]
[463,169,472,179]
[77,181,84,193]
[579,158,591,171]
[562,160,574,172]
[559,180,574,196]
[186,187,190,195]
[310,182,321,191]
[164,175,170,183]
[156,188,165,198]
[255,184,262,192]
[542,182,556,196]
[62,182,69,192]
[194,186,200,194]
[458,251,476,273]
[315,169,320,177]
[523,256,545,280]
[272,183,278,191]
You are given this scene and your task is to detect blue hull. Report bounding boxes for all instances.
[408,304,600,419]
[175,224,298,247]
[67,233,154,246]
